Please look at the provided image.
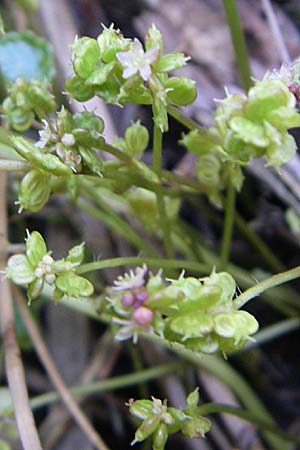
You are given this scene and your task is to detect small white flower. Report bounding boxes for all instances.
[113,264,147,292]
[264,63,293,83]
[35,120,52,149]
[116,39,159,81]
[61,133,76,147]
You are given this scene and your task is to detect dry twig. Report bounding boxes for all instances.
[0,172,43,450]
[14,287,110,450]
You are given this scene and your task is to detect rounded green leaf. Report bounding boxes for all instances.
[5,254,34,285]
[55,272,94,298]
[169,312,214,340]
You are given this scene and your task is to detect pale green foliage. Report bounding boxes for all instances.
[128,388,210,449]
[5,231,94,302]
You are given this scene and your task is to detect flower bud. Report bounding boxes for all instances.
[121,292,135,307]
[155,53,189,73]
[165,76,197,106]
[153,422,168,450]
[18,169,51,212]
[66,243,85,266]
[196,153,221,188]
[2,97,34,131]
[124,121,149,159]
[73,111,104,134]
[181,416,211,439]
[131,415,160,445]
[132,306,153,326]
[65,76,94,102]
[128,399,153,420]
[145,25,163,54]
[203,271,236,303]
[245,79,294,121]
[97,24,129,63]
[72,37,100,79]
[180,128,221,155]
[27,278,44,301]
[78,147,103,176]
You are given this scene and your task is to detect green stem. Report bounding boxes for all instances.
[167,105,203,131]
[234,265,300,309]
[219,180,236,269]
[197,403,299,444]
[77,257,209,275]
[28,363,182,411]
[76,197,157,257]
[235,213,285,273]
[223,0,252,91]
[152,125,174,258]
[0,159,31,171]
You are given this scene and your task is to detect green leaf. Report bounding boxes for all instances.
[55,272,94,298]
[0,31,55,85]
[5,254,35,285]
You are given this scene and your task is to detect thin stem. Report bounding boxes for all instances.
[219,180,236,270]
[235,213,285,273]
[197,403,299,444]
[223,0,252,91]
[29,363,182,411]
[152,125,174,258]
[0,173,43,450]
[0,159,31,171]
[14,288,110,450]
[234,265,300,309]
[77,256,209,275]
[167,105,203,131]
[77,196,157,257]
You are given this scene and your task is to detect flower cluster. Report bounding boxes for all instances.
[66,24,196,131]
[35,107,105,175]
[107,266,258,354]
[128,388,210,450]
[2,77,56,131]
[9,108,106,212]
[5,231,94,302]
[182,74,300,206]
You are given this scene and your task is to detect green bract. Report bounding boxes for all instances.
[5,231,94,302]
[128,389,210,450]
[66,24,196,132]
